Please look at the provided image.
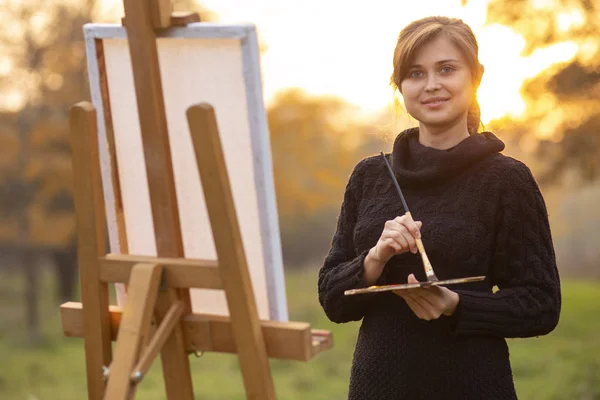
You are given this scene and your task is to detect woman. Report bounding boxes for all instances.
[318,16,561,400]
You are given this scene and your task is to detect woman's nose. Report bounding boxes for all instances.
[424,74,441,92]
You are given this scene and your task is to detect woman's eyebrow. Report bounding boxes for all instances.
[410,59,460,68]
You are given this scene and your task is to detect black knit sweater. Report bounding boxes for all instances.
[318,128,561,400]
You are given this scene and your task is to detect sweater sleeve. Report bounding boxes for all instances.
[318,159,376,323]
[452,162,561,338]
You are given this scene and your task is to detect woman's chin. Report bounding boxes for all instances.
[418,117,455,129]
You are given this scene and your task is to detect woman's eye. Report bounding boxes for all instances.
[410,71,423,78]
[440,66,455,74]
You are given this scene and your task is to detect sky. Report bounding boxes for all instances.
[97,0,580,125]
[195,0,579,124]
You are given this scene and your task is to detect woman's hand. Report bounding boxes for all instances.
[393,274,460,320]
[374,214,423,261]
[363,214,422,286]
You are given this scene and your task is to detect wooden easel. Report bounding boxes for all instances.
[60,1,332,399]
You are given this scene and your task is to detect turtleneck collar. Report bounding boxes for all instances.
[391,127,505,187]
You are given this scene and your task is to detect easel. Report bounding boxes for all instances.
[60,1,332,399]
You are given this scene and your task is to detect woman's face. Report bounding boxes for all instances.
[400,34,474,132]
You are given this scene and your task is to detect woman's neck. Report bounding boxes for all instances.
[418,117,470,150]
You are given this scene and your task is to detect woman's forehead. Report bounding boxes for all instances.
[411,35,466,66]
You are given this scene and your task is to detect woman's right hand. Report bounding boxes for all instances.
[373,214,423,262]
[363,214,422,285]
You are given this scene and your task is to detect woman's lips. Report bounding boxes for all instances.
[421,98,449,109]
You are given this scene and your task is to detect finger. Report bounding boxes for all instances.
[406,218,422,240]
[382,229,409,253]
[389,230,410,252]
[403,293,433,320]
[412,289,444,313]
[403,278,440,313]
[398,213,422,239]
[384,238,403,254]
[387,226,415,254]
[393,219,420,253]
[402,230,418,254]
[384,219,394,229]
[408,288,445,318]
[379,235,404,255]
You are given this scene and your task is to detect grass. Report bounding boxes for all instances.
[0,267,598,399]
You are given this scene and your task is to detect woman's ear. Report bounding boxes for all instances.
[475,63,485,86]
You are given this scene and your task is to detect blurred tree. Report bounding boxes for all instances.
[484,0,600,184]
[268,88,361,218]
[267,88,391,266]
[0,0,99,344]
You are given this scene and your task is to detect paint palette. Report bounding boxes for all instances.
[344,275,486,296]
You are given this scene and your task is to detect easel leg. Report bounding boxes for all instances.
[132,300,184,379]
[121,0,196,396]
[70,103,113,400]
[187,104,277,399]
[155,290,194,399]
[104,263,163,400]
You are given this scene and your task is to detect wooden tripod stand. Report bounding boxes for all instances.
[60,1,332,399]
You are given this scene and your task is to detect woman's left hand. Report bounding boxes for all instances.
[393,274,460,320]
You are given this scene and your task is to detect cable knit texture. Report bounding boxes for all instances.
[318,127,561,400]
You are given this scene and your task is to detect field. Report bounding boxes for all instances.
[0,266,599,399]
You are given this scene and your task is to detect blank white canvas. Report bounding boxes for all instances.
[84,24,288,321]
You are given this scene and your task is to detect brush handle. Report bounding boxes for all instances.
[405,212,438,281]
[415,238,437,280]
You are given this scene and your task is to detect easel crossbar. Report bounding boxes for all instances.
[99,254,222,289]
[61,302,333,362]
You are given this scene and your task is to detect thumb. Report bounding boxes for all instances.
[415,221,423,228]
[407,273,419,284]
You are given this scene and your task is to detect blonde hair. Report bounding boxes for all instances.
[391,16,484,134]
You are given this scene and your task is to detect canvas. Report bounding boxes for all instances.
[83,23,288,321]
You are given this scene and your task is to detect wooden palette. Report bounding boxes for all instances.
[344,275,486,296]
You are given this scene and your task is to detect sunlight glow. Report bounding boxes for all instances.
[0,59,12,76]
[477,24,578,123]
[579,39,599,63]
[531,0,554,10]
[100,0,580,124]
[45,73,64,91]
[1,91,26,112]
[556,10,585,33]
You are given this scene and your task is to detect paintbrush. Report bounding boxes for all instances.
[379,151,439,284]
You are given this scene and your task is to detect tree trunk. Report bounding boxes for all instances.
[54,242,78,303]
[23,252,41,344]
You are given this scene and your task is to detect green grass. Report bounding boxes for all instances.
[0,267,598,399]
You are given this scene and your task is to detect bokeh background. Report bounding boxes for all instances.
[0,0,598,398]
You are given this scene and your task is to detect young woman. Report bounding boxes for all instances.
[318,16,561,400]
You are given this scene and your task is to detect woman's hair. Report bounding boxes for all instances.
[391,16,484,134]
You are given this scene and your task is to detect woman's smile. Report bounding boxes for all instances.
[421,97,450,109]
